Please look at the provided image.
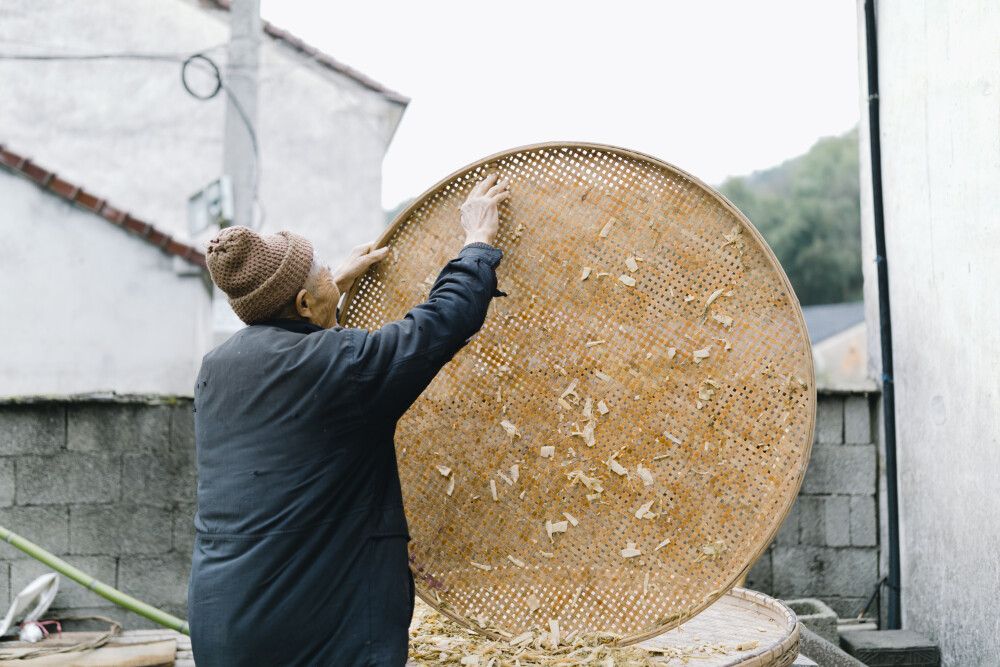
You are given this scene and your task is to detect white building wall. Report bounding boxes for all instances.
[858,2,1000,663]
[0,172,212,396]
[0,0,402,263]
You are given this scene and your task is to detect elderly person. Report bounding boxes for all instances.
[189,175,509,666]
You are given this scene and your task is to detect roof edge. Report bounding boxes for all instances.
[207,0,410,106]
[0,144,207,269]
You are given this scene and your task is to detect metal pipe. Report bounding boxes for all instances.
[0,525,189,635]
[863,0,902,629]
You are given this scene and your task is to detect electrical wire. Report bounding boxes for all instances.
[182,53,264,229]
[0,48,263,229]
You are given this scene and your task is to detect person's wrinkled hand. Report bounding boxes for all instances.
[460,173,509,246]
[331,242,389,294]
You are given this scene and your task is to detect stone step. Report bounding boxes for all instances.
[840,629,940,667]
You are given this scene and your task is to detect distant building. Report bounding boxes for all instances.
[801,302,871,390]
[0,0,407,395]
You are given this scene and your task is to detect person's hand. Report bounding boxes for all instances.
[331,242,389,294]
[460,173,509,246]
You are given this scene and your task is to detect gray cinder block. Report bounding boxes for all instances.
[0,561,9,606]
[0,405,64,456]
[11,555,116,609]
[118,553,193,608]
[17,453,120,505]
[68,404,170,453]
[801,444,877,495]
[849,496,877,547]
[172,505,197,556]
[745,550,773,592]
[0,458,14,507]
[775,496,801,546]
[815,396,844,443]
[0,506,70,556]
[825,496,851,547]
[69,504,173,555]
[170,402,196,452]
[122,451,197,506]
[843,395,873,444]
[824,548,878,598]
[797,496,826,546]
[772,545,825,598]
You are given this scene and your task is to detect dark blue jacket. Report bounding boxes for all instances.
[188,244,503,666]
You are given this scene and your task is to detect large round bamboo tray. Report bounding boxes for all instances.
[342,142,815,644]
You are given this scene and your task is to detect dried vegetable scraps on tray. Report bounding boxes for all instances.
[408,598,751,666]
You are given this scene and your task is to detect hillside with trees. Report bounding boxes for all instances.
[719,128,861,306]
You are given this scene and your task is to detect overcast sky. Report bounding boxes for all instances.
[260,1,861,209]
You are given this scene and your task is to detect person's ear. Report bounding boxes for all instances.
[294,288,312,319]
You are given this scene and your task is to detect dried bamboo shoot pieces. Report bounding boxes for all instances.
[634,500,655,519]
[621,542,642,558]
[500,420,520,441]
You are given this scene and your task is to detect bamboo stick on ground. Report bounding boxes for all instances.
[0,525,189,635]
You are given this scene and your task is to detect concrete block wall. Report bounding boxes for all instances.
[745,390,881,618]
[0,392,881,628]
[0,398,196,630]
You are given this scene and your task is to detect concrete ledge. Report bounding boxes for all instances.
[0,393,192,405]
[799,626,867,667]
[784,598,838,644]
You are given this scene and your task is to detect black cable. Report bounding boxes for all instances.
[0,48,263,229]
[864,0,901,631]
[180,53,263,229]
[858,576,887,623]
[0,52,183,62]
[180,53,222,100]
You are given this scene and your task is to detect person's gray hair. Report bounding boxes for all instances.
[303,253,327,293]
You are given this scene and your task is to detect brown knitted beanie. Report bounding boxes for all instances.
[205,226,314,324]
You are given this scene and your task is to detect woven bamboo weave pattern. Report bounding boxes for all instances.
[342,143,815,644]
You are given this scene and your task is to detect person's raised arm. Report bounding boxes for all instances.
[349,174,509,421]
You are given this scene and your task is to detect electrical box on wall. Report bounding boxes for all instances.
[188,176,234,236]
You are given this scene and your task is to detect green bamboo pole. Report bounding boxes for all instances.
[0,525,189,635]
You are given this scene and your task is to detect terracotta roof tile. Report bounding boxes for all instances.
[48,176,80,200]
[0,144,207,269]
[100,203,127,225]
[75,191,103,212]
[207,0,409,105]
[21,161,49,185]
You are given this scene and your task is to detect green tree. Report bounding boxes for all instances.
[719,128,861,306]
[384,198,414,226]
